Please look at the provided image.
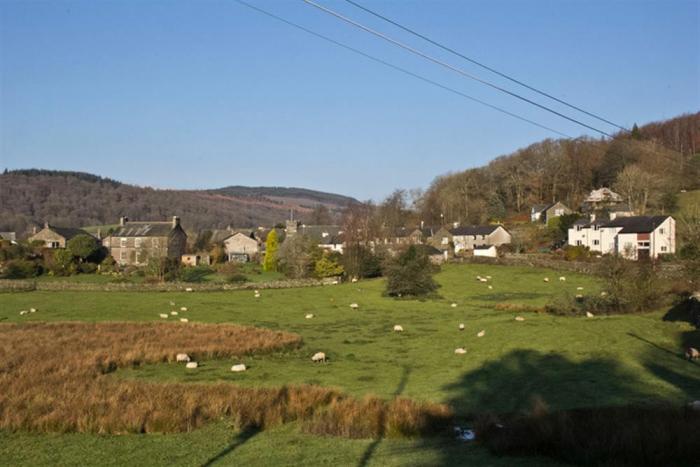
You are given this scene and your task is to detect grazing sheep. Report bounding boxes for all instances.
[476,276,483,281]
[486,276,492,279]
[479,278,488,283]
[170,311,178,316]
[543,277,550,282]
[586,311,595,318]
[185,362,198,369]
[477,330,485,337]
[159,313,169,319]
[185,287,193,292]
[180,318,189,323]
[19,310,28,315]
[311,352,326,363]
[451,303,458,308]
[488,285,493,290]
[685,347,699,361]
[454,348,467,355]
[575,294,584,299]
[459,323,465,331]
[180,307,187,312]
[176,353,190,362]
[577,287,584,291]
[351,277,358,283]
[349,303,359,310]
[393,325,404,332]
[514,316,525,322]
[231,364,247,372]
[559,276,566,282]
[29,308,37,312]
[305,313,314,319]
[600,291,608,297]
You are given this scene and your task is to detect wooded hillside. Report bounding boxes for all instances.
[417,112,700,224]
[0,169,356,234]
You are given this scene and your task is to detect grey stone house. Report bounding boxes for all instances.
[28,223,92,248]
[103,216,187,266]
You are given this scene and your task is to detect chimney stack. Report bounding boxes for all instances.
[32,226,37,235]
[44,221,49,229]
[453,222,460,229]
[120,216,128,226]
[172,216,180,228]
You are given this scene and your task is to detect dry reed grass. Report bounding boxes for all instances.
[0,322,453,437]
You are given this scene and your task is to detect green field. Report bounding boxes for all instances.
[1,263,698,466]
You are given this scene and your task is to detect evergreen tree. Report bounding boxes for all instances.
[263,229,279,272]
[384,245,439,297]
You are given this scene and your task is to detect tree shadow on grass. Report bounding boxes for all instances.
[201,426,260,467]
[357,365,411,467]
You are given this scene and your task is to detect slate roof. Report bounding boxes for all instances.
[112,222,176,237]
[48,226,91,240]
[532,204,550,213]
[449,225,501,236]
[605,216,670,234]
[414,244,443,255]
[297,225,342,241]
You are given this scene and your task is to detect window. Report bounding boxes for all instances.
[135,251,141,263]
[638,241,650,248]
[576,225,582,231]
[120,237,127,248]
[659,228,665,234]
[49,241,60,248]
[441,237,449,245]
[593,240,600,246]
[152,238,160,248]
[576,240,582,246]
[135,238,142,248]
[120,251,126,262]
[661,246,667,252]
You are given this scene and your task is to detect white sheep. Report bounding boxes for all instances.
[349,303,359,310]
[543,277,550,282]
[486,275,492,279]
[454,348,467,355]
[477,330,485,337]
[311,352,326,363]
[19,310,28,315]
[185,362,198,369]
[171,311,178,316]
[577,287,584,291]
[559,276,566,282]
[159,313,169,319]
[305,313,314,319]
[393,325,404,332]
[459,323,465,331]
[514,316,525,322]
[686,347,700,361]
[488,285,493,290]
[176,353,190,362]
[575,294,584,299]
[180,307,187,312]
[185,287,193,292]
[479,278,488,283]
[351,277,358,283]
[231,364,247,372]
[586,311,595,318]
[29,308,37,312]
[180,318,189,323]
[451,303,458,308]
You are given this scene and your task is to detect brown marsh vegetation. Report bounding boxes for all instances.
[0,322,452,437]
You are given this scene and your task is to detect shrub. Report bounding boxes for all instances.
[342,244,382,279]
[225,273,248,283]
[384,245,439,298]
[563,245,591,261]
[179,265,213,283]
[78,262,98,274]
[1,259,41,279]
[67,234,101,263]
[314,253,344,278]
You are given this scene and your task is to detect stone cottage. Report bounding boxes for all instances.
[103,216,187,266]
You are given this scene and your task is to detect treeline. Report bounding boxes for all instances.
[417,112,700,225]
[0,171,351,234]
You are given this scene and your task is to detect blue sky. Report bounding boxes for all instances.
[1,0,698,200]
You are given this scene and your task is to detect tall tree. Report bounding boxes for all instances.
[262,229,279,272]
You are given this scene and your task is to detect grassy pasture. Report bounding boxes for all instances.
[1,263,698,466]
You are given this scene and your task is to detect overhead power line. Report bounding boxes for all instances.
[302,0,614,138]
[233,0,571,137]
[343,0,629,132]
